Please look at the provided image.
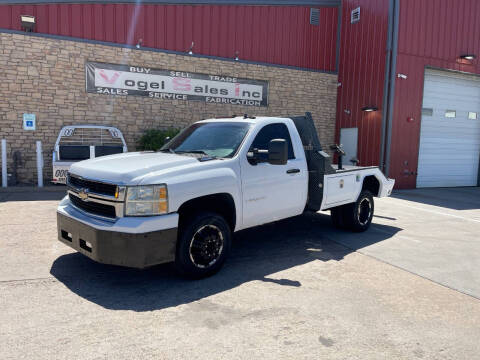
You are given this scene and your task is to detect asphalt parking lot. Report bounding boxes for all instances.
[1,187,479,359]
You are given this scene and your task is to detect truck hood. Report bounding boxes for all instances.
[69,152,199,184]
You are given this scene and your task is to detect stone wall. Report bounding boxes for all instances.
[0,31,338,184]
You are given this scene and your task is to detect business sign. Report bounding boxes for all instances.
[85,62,268,107]
[23,113,36,130]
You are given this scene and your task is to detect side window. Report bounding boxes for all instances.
[445,110,456,118]
[249,123,295,160]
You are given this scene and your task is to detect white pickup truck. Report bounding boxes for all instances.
[57,113,394,278]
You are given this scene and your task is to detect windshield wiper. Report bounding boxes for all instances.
[175,150,221,161]
[175,150,209,155]
[158,148,176,154]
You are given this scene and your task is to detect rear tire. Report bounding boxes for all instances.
[343,190,374,232]
[330,206,346,229]
[175,212,231,278]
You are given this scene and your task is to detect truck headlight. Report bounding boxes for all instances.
[125,184,168,216]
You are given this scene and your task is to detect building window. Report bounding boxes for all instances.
[445,110,456,118]
[468,112,477,120]
[422,108,433,116]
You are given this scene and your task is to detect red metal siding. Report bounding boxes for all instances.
[337,0,480,189]
[390,0,480,188]
[0,3,338,71]
[335,0,389,166]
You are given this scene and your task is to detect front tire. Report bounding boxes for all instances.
[175,212,231,278]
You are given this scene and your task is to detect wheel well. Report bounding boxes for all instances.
[362,176,380,196]
[177,193,236,230]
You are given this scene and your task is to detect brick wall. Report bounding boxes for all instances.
[0,32,338,185]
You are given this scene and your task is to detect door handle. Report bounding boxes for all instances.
[286,168,300,174]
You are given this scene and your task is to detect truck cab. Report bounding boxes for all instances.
[57,114,394,278]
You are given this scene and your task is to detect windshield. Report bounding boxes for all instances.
[162,122,251,158]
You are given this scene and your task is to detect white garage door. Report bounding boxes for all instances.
[417,69,480,188]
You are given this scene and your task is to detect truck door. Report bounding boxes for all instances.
[240,123,306,228]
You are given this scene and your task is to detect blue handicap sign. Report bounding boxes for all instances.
[23,113,36,130]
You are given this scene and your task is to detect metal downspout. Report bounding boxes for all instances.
[335,2,342,73]
[383,0,400,177]
[379,0,395,172]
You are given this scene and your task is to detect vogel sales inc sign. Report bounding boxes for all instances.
[86,62,268,107]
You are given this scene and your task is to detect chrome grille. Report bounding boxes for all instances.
[68,174,117,197]
[69,193,117,219]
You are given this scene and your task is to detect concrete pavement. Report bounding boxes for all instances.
[0,188,479,359]
[328,187,480,299]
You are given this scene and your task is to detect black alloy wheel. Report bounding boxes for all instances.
[346,190,374,232]
[330,190,374,232]
[175,212,231,278]
[189,224,224,269]
[357,197,373,227]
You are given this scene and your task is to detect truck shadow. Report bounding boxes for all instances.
[0,190,66,202]
[50,212,402,311]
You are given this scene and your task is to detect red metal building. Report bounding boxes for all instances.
[335,0,389,168]
[0,1,339,72]
[391,0,480,188]
[1,0,479,189]
[337,0,480,188]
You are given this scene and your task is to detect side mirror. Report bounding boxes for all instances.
[268,139,288,165]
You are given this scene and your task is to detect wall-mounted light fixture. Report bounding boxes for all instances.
[21,15,35,32]
[188,41,194,55]
[460,54,476,60]
[362,106,378,112]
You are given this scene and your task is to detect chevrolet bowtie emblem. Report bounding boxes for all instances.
[78,188,89,201]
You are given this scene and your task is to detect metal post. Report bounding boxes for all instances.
[1,139,7,188]
[384,0,400,177]
[379,0,396,172]
[36,140,43,187]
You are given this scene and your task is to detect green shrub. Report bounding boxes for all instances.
[137,128,181,151]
